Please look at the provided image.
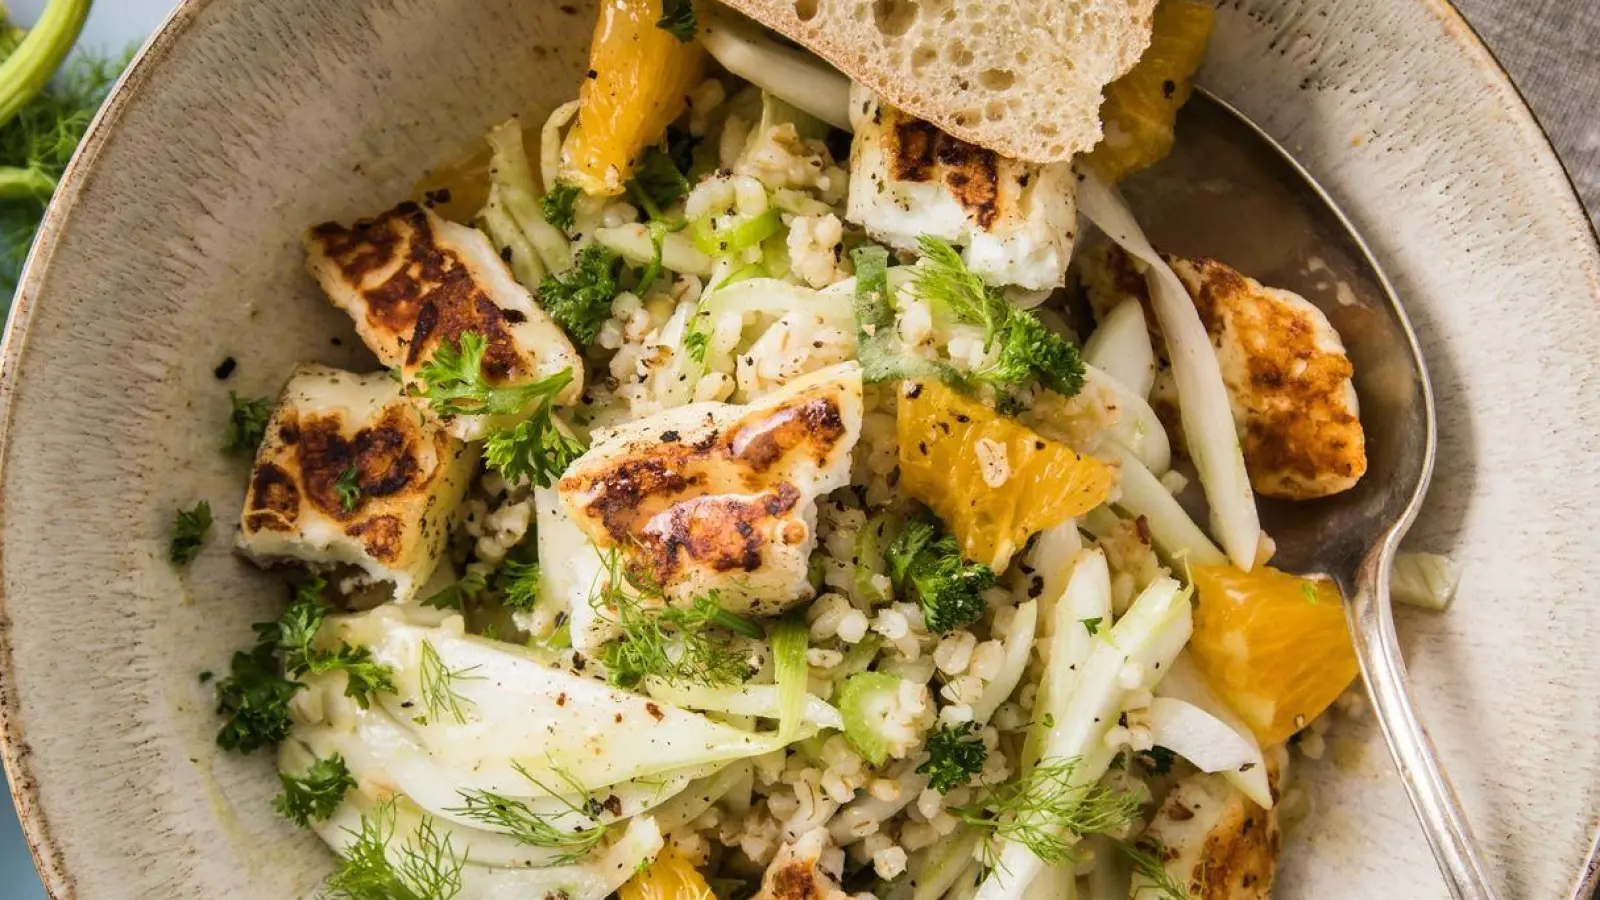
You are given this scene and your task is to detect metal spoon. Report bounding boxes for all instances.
[1119,90,1501,900]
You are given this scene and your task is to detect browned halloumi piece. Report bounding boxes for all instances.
[304,202,582,439]
[1082,245,1367,500]
[846,87,1078,291]
[237,365,475,601]
[1132,771,1280,899]
[754,829,851,900]
[558,363,863,618]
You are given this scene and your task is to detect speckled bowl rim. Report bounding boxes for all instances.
[0,1,1594,897]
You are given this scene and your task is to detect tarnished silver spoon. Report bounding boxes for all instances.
[1119,89,1500,900]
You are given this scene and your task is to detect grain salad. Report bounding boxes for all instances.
[179,2,1450,899]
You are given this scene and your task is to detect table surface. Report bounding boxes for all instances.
[1,0,1597,897]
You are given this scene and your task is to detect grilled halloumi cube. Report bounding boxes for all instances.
[305,202,582,439]
[238,365,475,601]
[755,829,851,900]
[558,362,863,619]
[1132,771,1280,900]
[1083,245,1367,500]
[846,86,1078,291]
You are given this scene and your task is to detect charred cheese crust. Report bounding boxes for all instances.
[1082,244,1367,500]
[1136,771,1281,900]
[1171,257,1366,500]
[305,202,582,436]
[238,365,474,601]
[559,364,863,616]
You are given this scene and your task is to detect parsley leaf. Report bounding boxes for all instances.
[537,244,621,345]
[1080,616,1103,636]
[540,182,580,232]
[335,465,362,512]
[223,392,272,455]
[910,235,1085,397]
[423,570,488,611]
[629,145,693,218]
[918,722,988,793]
[170,501,213,565]
[495,558,542,612]
[597,554,761,689]
[480,376,584,488]
[275,752,356,827]
[656,0,696,41]
[850,244,965,385]
[275,579,396,708]
[214,642,300,753]
[884,512,995,633]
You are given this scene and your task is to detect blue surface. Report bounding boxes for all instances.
[1,5,178,895]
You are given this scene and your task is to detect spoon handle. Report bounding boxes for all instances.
[1348,546,1501,900]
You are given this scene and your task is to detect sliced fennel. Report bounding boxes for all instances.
[1391,551,1460,610]
[331,607,801,793]
[1145,697,1261,778]
[1022,549,1111,772]
[699,10,852,130]
[1082,299,1157,398]
[642,681,843,732]
[1078,172,1260,570]
[972,577,1193,900]
[772,618,810,742]
[883,827,982,900]
[649,760,752,832]
[969,599,1038,725]
[1020,520,1082,623]
[484,119,571,275]
[1105,443,1227,568]
[1155,652,1273,808]
[1084,364,1171,475]
[593,223,713,276]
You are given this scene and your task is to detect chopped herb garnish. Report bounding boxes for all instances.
[541,182,581,232]
[213,641,300,754]
[325,799,465,900]
[656,0,696,41]
[954,756,1142,865]
[170,501,213,565]
[275,752,356,827]
[418,639,481,726]
[884,512,995,633]
[917,722,988,793]
[449,761,611,863]
[1080,616,1103,636]
[480,374,585,488]
[335,465,362,512]
[596,552,761,689]
[537,244,621,345]
[1301,581,1320,605]
[223,392,272,455]
[495,558,542,612]
[1119,837,1189,900]
[422,571,488,611]
[909,236,1086,398]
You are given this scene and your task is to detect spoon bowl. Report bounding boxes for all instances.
[1121,90,1498,900]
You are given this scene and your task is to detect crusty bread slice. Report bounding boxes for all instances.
[713,0,1157,163]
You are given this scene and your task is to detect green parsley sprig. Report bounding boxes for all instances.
[917,722,988,793]
[170,500,212,565]
[540,183,580,232]
[537,244,621,345]
[223,392,272,455]
[884,512,995,634]
[909,236,1086,398]
[275,752,356,827]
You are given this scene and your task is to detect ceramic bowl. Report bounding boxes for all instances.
[0,0,1596,896]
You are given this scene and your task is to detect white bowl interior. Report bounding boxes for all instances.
[1,0,1597,897]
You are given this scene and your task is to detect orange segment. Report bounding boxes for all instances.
[1189,564,1359,746]
[1084,0,1214,183]
[897,380,1114,571]
[561,0,706,195]
[619,847,714,900]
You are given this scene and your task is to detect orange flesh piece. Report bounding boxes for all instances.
[561,0,706,195]
[897,379,1115,571]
